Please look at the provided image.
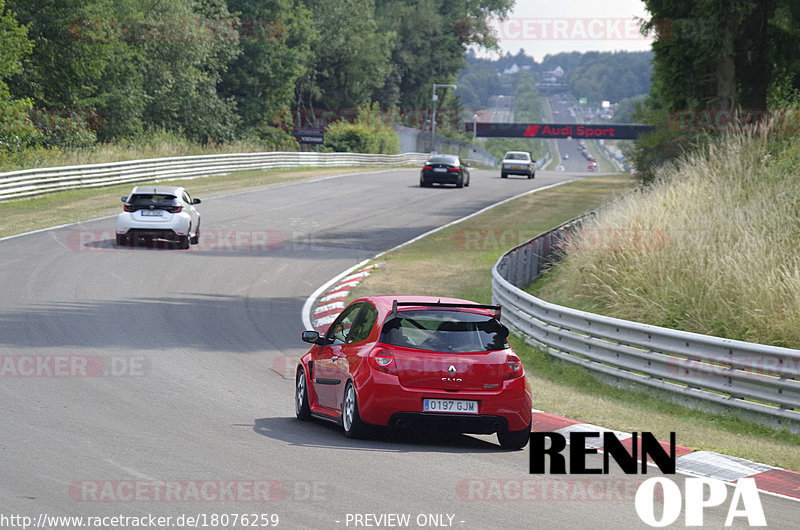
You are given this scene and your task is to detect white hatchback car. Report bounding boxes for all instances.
[116,185,201,249]
[501,151,535,179]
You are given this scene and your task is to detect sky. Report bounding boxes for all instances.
[486,0,654,60]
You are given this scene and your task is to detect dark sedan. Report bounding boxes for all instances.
[419,155,470,188]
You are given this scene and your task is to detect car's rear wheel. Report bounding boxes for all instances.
[190,221,200,244]
[455,174,464,188]
[528,171,534,179]
[497,421,531,450]
[177,234,190,249]
[342,381,368,439]
[295,367,311,420]
[501,172,508,179]
[115,234,128,246]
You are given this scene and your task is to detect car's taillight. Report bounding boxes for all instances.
[168,205,183,213]
[422,165,432,171]
[504,353,523,380]
[448,167,460,173]
[123,204,133,212]
[370,347,397,375]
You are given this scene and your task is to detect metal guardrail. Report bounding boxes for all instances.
[492,214,800,430]
[0,151,431,201]
[534,151,551,170]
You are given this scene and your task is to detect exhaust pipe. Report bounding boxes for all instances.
[394,418,409,429]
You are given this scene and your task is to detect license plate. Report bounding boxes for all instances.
[141,210,163,216]
[423,399,478,414]
[511,165,522,169]
[433,167,447,172]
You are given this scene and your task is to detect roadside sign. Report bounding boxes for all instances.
[293,128,325,145]
[469,122,654,140]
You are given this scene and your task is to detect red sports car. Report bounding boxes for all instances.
[295,295,532,449]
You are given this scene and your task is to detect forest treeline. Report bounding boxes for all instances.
[633,1,800,181]
[0,0,512,158]
[457,49,653,110]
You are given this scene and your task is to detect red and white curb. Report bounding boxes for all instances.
[531,410,800,501]
[310,264,380,332]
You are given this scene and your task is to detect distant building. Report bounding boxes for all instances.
[543,66,565,78]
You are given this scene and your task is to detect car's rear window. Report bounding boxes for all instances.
[128,194,178,209]
[427,156,459,165]
[380,310,508,353]
[504,153,530,161]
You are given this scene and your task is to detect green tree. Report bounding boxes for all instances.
[297,0,393,118]
[456,57,500,110]
[565,52,652,104]
[0,0,36,152]
[374,0,513,112]
[8,0,240,143]
[642,0,778,111]
[219,0,314,136]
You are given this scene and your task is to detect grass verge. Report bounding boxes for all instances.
[345,173,800,470]
[0,166,384,239]
[534,130,800,349]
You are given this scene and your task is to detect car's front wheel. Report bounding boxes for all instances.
[497,421,531,450]
[295,367,311,420]
[342,381,368,438]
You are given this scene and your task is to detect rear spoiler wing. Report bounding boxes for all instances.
[390,300,501,321]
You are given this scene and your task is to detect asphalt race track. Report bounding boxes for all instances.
[0,168,795,528]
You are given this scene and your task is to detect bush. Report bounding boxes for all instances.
[324,103,399,154]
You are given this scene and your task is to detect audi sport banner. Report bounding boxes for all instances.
[471,122,655,140]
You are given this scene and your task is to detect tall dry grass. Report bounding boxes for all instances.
[536,129,800,347]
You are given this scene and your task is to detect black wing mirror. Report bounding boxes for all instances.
[301,330,324,344]
[192,198,202,205]
[121,196,127,202]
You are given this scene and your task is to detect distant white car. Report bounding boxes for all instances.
[116,185,201,249]
[501,151,535,179]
